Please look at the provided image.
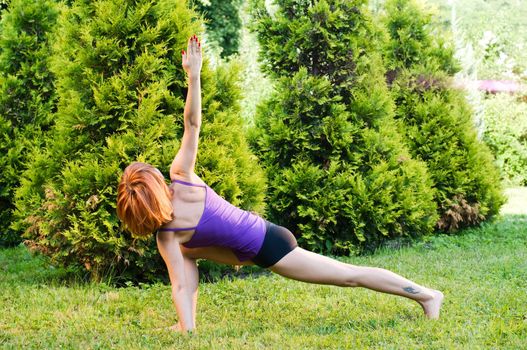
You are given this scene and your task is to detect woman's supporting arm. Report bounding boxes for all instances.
[182,255,199,327]
[170,35,203,179]
[156,232,195,333]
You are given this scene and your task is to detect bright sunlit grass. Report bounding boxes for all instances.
[1,215,526,349]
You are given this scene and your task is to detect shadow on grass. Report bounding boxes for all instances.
[197,259,271,283]
[0,244,88,287]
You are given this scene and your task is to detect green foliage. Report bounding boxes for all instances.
[382,0,505,232]
[0,0,8,16]
[14,0,266,283]
[250,0,437,254]
[382,0,458,76]
[482,94,527,186]
[191,0,243,58]
[0,0,59,246]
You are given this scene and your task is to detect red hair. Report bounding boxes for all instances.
[117,162,173,237]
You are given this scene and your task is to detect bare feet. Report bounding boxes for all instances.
[418,289,444,319]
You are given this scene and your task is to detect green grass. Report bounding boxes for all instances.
[1,216,526,349]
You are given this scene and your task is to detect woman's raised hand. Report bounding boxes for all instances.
[182,35,202,78]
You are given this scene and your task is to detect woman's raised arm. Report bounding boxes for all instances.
[170,35,202,180]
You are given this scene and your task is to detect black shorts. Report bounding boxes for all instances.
[251,221,298,268]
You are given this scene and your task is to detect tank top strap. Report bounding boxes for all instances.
[158,226,197,232]
[171,179,207,188]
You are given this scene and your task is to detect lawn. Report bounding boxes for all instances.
[1,215,526,349]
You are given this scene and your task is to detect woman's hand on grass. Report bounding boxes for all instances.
[168,323,181,332]
[182,35,202,79]
[168,322,195,335]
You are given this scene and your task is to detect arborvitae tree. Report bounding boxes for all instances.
[249,0,437,254]
[382,0,504,232]
[14,0,266,282]
[191,0,243,58]
[0,0,58,246]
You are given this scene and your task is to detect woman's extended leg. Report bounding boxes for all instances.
[269,247,443,319]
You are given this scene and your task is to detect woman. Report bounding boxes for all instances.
[117,35,444,333]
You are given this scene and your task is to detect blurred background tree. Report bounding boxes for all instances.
[191,0,244,58]
[481,94,527,186]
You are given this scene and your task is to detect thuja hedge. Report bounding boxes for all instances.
[0,0,59,246]
[249,0,438,254]
[382,0,504,231]
[14,0,266,282]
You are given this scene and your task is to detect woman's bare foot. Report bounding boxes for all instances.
[418,289,444,319]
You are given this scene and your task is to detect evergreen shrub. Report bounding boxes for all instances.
[249,0,437,254]
[482,94,527,186]
[14,0,266,283]
[0,0,58,246]
[382,0,505,232]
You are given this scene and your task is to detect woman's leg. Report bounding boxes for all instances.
[269,247,443,319]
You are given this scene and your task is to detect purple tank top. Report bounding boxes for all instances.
[159,180,266,261]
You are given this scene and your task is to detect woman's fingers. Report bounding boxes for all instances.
[186,35,201,55]
[181,49,187,68]
[182,35,201,72]
[187,36,192,55]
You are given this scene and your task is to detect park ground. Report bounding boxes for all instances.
[1,189,526,349]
